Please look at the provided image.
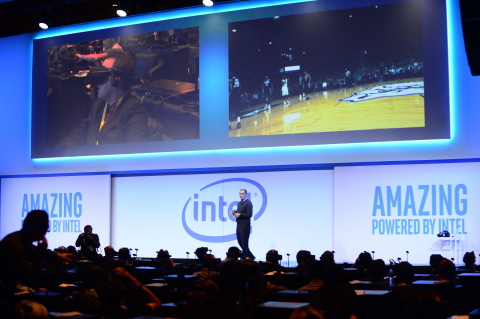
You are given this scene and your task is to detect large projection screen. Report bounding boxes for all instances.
[32,0,449,158]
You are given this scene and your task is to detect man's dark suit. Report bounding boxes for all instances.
[234,199,255,259]
[57,95,149,146]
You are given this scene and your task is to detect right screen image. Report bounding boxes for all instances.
[228,1,433,139]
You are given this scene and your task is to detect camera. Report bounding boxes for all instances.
[437,230,450,237]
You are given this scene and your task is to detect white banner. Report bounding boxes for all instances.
[1,175,111,251]
[334,163,480,264]
[112,170,333,262]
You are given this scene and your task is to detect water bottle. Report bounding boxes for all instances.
[388,267,394,286]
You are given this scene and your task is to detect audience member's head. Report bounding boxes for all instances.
[438,258,456,281]
[463,251,476,268]
[104,246,117,258]
[296,250,313,265]
[22,210,49,241]
[55,246,67,254]
[266,249,282,264]
[226,246,243,260]
[355,251,373,268]
[429,254,444,273]
[200,254,219,271]
[396,261,415,285]
[195,247,209,260]
[118,247,131,261]
[368,259,387,281]
[14,300,48,319]
[320,250,335,264]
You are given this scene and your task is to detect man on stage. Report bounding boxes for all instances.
[230,189,255,260]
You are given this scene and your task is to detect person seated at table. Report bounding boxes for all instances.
[156,249,176,275]
[193,254,220,279]
[320,251,335,264]
[223,246,243,263]
[308,264,357,319]
[79,265,161,317]
[242,259,286,305]
[429,254,444,276]
[298,260,328,291]
[193,260,250,319]
[96,245,117,270]
[261,249,286,275]
[352,251,373,278]
[294,250,314,273]
[437,258,457,284]
[390,262,417,305]
[0,210,75,294]
[461,251,476,270]
[364,259,388,284]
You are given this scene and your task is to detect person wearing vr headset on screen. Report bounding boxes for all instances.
[57,50,149,146]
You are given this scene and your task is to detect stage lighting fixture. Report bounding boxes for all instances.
[38,14,50,30]
[203,0,214,7]
[115,3,128,17]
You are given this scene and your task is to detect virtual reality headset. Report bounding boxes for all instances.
[86,66,126,87]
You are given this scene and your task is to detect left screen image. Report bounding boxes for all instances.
[46,28,199,148]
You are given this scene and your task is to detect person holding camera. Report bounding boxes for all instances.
[75,225,100,260]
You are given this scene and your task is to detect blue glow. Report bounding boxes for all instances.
[33,0,316,39]
[446,0,456,141]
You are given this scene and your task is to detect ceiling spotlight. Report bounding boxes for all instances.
[115,3,128,17]
[38,15,50,30]
[203,0,214,7]
[116,8,128,17]
[39,22,49,30]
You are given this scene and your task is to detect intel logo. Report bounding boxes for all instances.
[182,178,267,243]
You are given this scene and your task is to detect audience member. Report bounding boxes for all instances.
[298,260,327,291]
[0,210,75,293]
[295,250,314,273]
[13,300,48,319]
[75,225,100,260]
[462,251,476,270]
[193,254,220,279]
[261,249,286,274]
[224,246,243,263]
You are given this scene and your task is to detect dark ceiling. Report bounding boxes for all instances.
[0,0,241,39]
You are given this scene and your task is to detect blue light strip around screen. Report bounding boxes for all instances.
[33,0,455,162]
[33,0,316,39]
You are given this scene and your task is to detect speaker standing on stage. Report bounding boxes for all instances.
[75,225,100,259]
[230,189,255,260]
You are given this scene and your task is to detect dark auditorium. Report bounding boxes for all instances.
[2,0,480,318]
